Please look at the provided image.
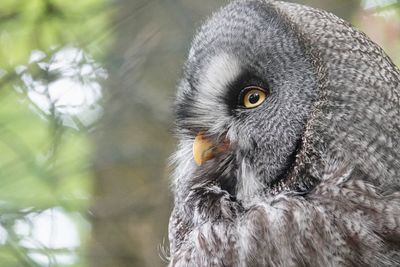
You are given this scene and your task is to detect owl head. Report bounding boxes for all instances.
[172,0,320,202]
[171,0,400,203]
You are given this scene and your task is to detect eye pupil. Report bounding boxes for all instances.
[248,93,260,104]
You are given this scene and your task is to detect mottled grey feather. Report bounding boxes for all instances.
[168,0,400,266]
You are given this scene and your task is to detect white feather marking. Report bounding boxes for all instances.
[171,138,196,190]
[190,53,242,129]
[199,53,241,97]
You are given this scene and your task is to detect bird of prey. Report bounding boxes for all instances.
[168,0,400,266]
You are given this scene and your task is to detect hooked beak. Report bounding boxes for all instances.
[192,132,229,166]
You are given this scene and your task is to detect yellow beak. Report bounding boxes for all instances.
[193,132,230,166]
[193,133,215,166]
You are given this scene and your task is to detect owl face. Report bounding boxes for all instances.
[173,0,319,201]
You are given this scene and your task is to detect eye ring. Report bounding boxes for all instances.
[242,86,267,108]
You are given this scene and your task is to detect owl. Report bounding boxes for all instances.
[168,0,400,266]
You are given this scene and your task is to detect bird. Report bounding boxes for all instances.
[167,0,400,266]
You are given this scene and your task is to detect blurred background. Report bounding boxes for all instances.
[0,0,398,266]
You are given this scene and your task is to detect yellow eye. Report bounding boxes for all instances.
[243,87,267,108]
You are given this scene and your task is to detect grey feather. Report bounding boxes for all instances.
[168,0,400,266]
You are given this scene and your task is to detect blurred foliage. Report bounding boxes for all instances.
[0,0,110,266]
[0,0,398,267]
[0,0,111,67]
